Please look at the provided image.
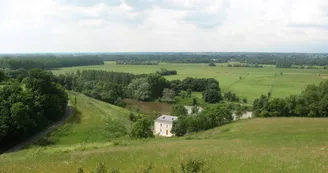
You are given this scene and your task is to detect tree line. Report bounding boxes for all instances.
[58,70,223,105]
[58,71,170,104]
[98,52,328,66]
[3,53,328,68]
[253,80,328,117]
[171,105,233,136]
[116,60,159,65]
[0,57,104,70]
[156,68,177,76]
[0,69,68,150]
[104,54,226,64]
[227,63,264,68]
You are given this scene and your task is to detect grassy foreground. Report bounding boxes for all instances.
[51,61,328,102]
[1,92,328,173]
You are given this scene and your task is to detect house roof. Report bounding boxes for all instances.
[155,115,178,122]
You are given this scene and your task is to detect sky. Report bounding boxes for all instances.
[0,0,328,53]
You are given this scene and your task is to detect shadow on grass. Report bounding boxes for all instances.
[33,137,57,147]
[32,107,82,147]
[67,108,82,124]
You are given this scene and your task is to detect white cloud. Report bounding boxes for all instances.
[0,0,328,53]
[62,0,122,6]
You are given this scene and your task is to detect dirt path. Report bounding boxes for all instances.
[3,101,73,154]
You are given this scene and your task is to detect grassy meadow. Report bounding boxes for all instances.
[1,108,328,173]
[51,61,328,102]
[33,91,134,146]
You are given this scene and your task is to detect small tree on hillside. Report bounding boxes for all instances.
[129,113,139,122]
[130,118,154,139]
[267,92,272,99]
[171,105,188,116]
[171,116,188,136]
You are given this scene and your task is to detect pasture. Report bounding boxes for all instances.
[51,61,328,102]
[1,115,328,173]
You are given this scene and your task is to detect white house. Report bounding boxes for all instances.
[153,115,178,137]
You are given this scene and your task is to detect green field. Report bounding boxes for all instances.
[34,91,133,146]
[51,61,328,102]
[1,93,328,173]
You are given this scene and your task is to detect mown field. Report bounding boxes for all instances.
[1,93,328,173]
[51,61,328,102]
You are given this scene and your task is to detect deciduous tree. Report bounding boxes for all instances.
[130,118,154,139]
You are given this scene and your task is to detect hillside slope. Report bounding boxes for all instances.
[33,91,133,146]
[1,116,328,173]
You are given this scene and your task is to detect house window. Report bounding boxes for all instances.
[160,129,162,133]
[166,124,169,128]
[160,124,162,127]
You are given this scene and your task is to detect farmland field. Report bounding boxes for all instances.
[51,61,328,102]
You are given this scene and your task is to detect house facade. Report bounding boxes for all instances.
[154,115,178,137]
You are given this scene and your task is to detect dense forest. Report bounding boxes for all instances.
[0,69,68,150]
[0,56,104,70]
[253,80,328,117]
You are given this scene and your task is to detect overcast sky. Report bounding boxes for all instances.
[0,0,328,53]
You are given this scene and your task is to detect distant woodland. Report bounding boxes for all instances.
[1,53,328,68]
[0,56,104,69]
